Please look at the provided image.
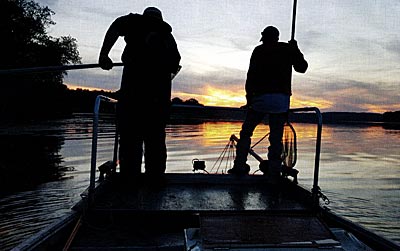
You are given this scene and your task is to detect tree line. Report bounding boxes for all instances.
[65,88,203,115]
[0,0,80,120]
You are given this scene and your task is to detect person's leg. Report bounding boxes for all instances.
[142,121,167,188]
[267,112,287,179]
[230,108,265,174]
[117,68,144,180]
[118,130,143,176]
[144,122,167,175]
[117,105,143,180]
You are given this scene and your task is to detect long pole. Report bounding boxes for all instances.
[291,0,298,41]
[0,63,124,75]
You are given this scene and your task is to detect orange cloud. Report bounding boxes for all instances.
[290,96,333,110]
[173,84,337,109]
[173,84,246,108]
[361,104,400,113]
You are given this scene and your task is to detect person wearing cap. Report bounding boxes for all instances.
[228,26,308,182]
[98,7,181,183]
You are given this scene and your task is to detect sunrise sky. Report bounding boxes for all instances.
[36,0,400,113]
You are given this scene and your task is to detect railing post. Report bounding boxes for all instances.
[88,95,102,203]
[88,95,118,203]
[311,107,323,207]
[289,107,323,207]
[112,117,119,175]
[0,63,122,205]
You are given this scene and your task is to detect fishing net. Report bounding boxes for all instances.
[208,122,297,175]
[251,122,297,169]
[282,122,297,168]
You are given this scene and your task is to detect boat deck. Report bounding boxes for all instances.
[65,173,345,251]
[90,173,308,212]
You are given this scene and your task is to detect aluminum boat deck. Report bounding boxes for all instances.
[65,173,346,251]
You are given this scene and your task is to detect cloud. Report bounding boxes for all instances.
[65,68,122,91]
[293,75,400,112]
[384,38,400,59]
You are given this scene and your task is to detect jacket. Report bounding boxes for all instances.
[245,41,308,98]
[109,13,181,75]
[107,13,181,107]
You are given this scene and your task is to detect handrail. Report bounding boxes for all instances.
[89,95,118,203]
[289,107,323,206]
[1,63,123,203]
[230,107,323,206]
[0,63,123,75]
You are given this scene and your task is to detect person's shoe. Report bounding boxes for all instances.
[259,160,270,175]
[228,164,250,175]
[267,171,281,185]
[267,160,282,184]
[256,159,281,184]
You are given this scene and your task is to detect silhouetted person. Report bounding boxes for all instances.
[98,7,181,182]
[228,26,307,182]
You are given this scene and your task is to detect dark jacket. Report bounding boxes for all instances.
[245,41,307,97]
[108,13,181,109]
[110,13,181,75]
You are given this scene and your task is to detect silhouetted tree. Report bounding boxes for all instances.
[0,0,81,120]
[171,97,184,105]
[184,98,203,106]
[383,111,400,122]
[171,97,204,106]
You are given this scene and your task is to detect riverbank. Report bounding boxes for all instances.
[170,104,387,125]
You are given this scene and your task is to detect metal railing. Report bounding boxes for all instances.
[89,95,118,201]
[88,103,323,207]
[289,107,323,206]
[1,63,123,203]
[229,107,322,205]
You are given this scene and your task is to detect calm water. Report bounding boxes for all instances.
[0,114,399,250]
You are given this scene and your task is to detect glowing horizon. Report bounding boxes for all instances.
[66,83,112,92]
[66,82,389,114]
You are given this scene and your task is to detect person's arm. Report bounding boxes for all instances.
[167,34,181,74]
[244,49,258,106]
[289,40,308,73]
[98,19,122,70]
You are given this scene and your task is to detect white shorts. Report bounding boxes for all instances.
[251,93,290,113]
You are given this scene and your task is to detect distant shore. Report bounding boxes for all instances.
[170,104,393,125]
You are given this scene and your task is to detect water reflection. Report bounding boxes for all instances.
[0,134,66,193]
[0,115,399,250]
[0,114,116,250]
